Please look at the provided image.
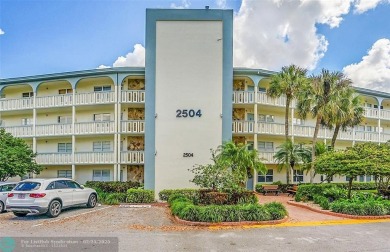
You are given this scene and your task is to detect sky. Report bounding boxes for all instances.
[0,0,390,92]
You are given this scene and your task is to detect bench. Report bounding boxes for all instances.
[287,185,299,197]
[262,185,281,196]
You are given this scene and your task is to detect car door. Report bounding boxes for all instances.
[54,180,73,207]
[66,181,88,205]
[0,184,16,204]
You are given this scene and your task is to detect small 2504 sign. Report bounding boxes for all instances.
[176,109,202,118]
[183,153,194,157]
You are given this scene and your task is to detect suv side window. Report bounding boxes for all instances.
[55,180,69,189]
[46,182,55,190]
[65,181,82,189]
[3,184,16,191]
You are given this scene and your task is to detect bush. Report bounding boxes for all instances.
[169,197,286,222]
[159,189,200,202]
[313,195,330,210]
[85,181,141,193]
[201,191,229,205]
[126,189,154,203]
[330,198,388,216]
[103,193,127,205]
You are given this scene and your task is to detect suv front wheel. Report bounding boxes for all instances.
[47,200,62,218]
[87,194,97,208]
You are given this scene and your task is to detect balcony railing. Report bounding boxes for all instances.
[259,151,276,164]
[75,92,115,105]
[120,151,144,164]
[121,90,145,103]
[257,93,288,107]
[232,91,254,104]
[36,153,72,164]
[74,121,115,135]
[257,122,285,136]
[36,124,72,136]
[35,95,72,108]
[2,126,33,137]
[74,152,115,164]
[232,121,255,133]
[0,98,33,111]
[121,120,145,133]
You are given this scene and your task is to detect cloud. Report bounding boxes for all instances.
[113,44,145,67]
[0,29,4,35]
[170,0,190,9]
[343,38,390,92]
[353,0,390,14]
[97,65,111,69]
[216,0,227,8]
[233,0,355,71]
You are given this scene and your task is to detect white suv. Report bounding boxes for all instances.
[6,178,97,218]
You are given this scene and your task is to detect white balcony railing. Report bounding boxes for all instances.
[75,92,115,105]
[36,153,72,164]
[74,152,115,164]
[232,121,255,133]
[380,133,390,142]
[35,95,72,108]
[364,107,379,118]
[120,151,144,164]
[232,91,254,104]
[257,122,285,135]
[74,121,115,135]
[121,120,145,133]
[35,124,72,136]
[257,92,287,107]
[259,151,276,164]
[121,90,145,103]
[354,131,379,142]
[0,98,33,111]
[381,109,390,120]
[2,126,33,137]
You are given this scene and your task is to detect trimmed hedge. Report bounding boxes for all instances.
[159,189,199,202]
[168,195,287,222]
[126,189,154,203]
[85,181,141,193]
[330,199,390,216]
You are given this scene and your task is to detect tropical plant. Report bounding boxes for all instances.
[267,64,309,142]
[297,69,353,182]
[0,129,43,181]
[273,140,311,184]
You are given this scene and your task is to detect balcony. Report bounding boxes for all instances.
[121,90,145,103]
[74,152,115,164]
[2,125,33,137]
[120,151,144,164]
[232,91,254,104]
[75,92,115,105]
[257,122,285,136]
[35,95,72,108]
[259,151,276,164]
[74,121,115,135]
[36,153,72,164]
[121,120,145,133]
[36,124,72,136]
[0,98,33,111]
[232,121,255,133]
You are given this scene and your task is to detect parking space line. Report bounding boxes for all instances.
[32,206,112,227]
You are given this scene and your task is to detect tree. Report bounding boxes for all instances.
[273,140,311,184]
[267,64,309,142]
[0,129,43,181]
[297,69,353,183]
[315,142,390,198]
[216,141,267,186]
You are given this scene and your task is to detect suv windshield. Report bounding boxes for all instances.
[14,182,41,191]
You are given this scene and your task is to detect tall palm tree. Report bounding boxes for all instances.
[217,141,267,186]
[329,93,364,149]
[297,69,352,183]
[267,64,309,142]
[273,140,311,184]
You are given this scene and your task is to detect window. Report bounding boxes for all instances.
[93,113,110,122]
[293,118,305,125]
[258,141,274,151]
[58,170,72,179]
[259,87,267,93]
[58,116,72,124]
[320,175,333,182]
[366,126,373,132]
[0,184,16,192]
[65,180,82,189]
[258,114,274,122]
[93,141,111,152]
[22,92,34,98]
[58,89,73,94]
[14,182,41,191]
[21,118,32,126]
[0,93,5,99]
[55,180,69,189]
[58,143,72,153]
[94,86,111,92]
[258,169,273,183]
[93,170,110,181]
[345,176,357,181]
[293,170,304,182]
[247,141,254,151]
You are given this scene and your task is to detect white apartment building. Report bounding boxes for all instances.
[1,9,389,193]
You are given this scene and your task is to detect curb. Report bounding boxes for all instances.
[287,200,390,219]
[172,215,289,227]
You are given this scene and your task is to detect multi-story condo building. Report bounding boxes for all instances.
[1,8,389,193]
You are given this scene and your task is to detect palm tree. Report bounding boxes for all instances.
[297,69,353,183]
[217,141,267,186]
[273,140,311,184]
[267,64,309,142]
[329,93,364,149]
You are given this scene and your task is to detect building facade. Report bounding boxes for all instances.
[1,9,390,192]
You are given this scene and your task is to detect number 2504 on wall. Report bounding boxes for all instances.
[176,109,202,118]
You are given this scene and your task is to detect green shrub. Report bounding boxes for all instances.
[313,195,330,210]
[126,189,154,203]
[159,189,200,202]
[103,193,127,205]
[330,199,388,216]
[263,202,288,220]
[322,186,347,201]
[85,181,141,193]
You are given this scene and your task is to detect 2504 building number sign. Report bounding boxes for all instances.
[176,109,202,118]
